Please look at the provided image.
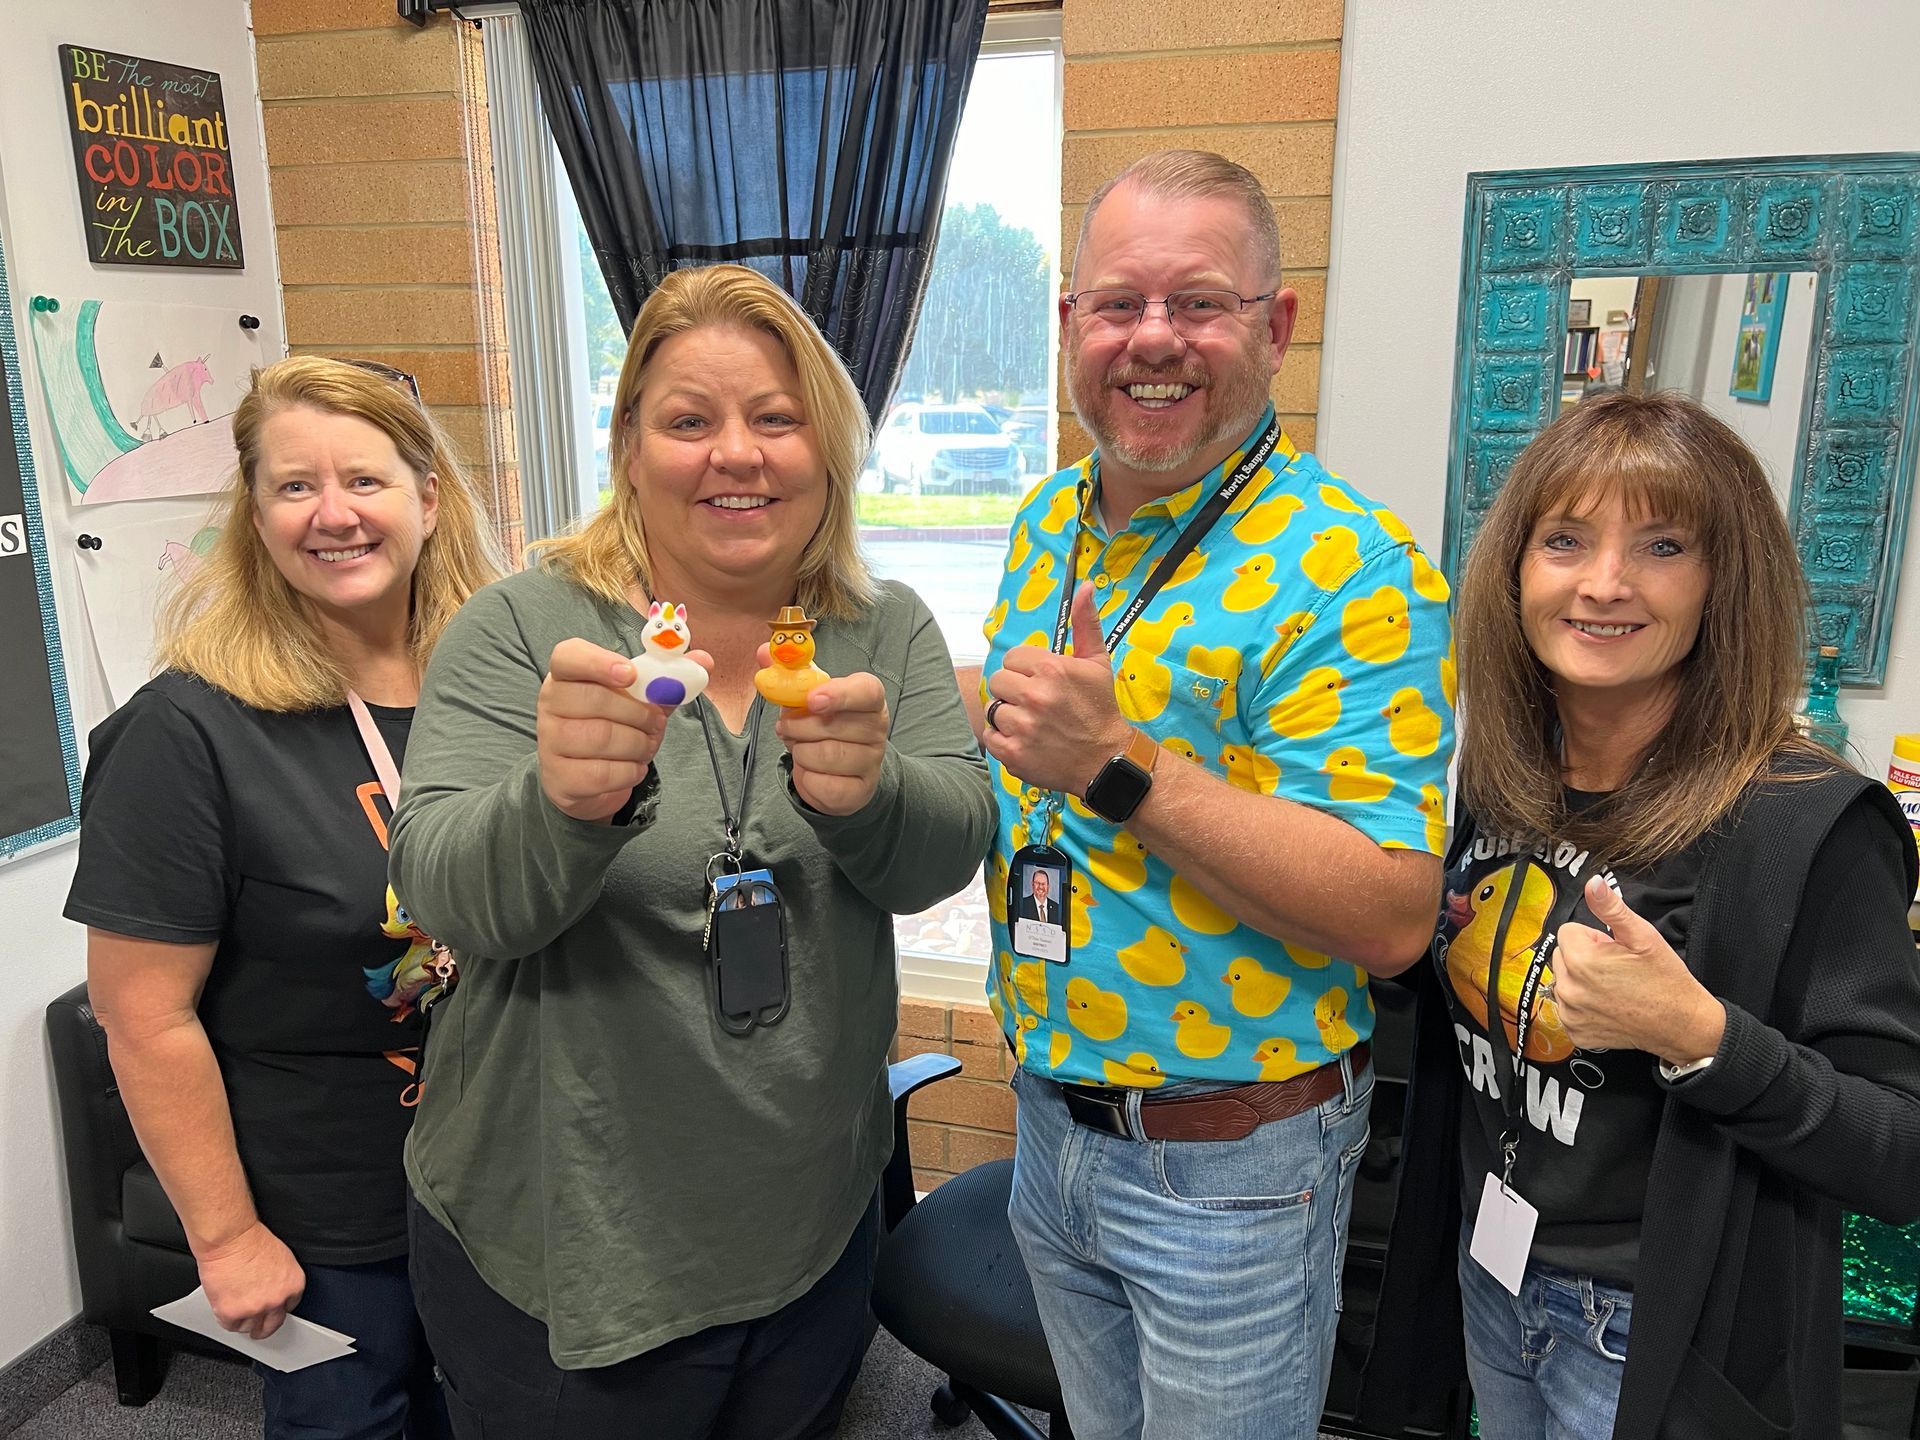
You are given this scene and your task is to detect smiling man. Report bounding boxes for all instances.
[971,151,1457,1439]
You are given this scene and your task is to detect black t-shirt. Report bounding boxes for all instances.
[65,671,425,1265]
[1432,791,1702,1285]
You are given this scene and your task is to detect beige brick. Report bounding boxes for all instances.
[277,226,475,287]
[1062,125,1335,206]
[1273,345,1320,415]
[264,98,466,165]
[1061,197,1333,284]
[1058,414,1093,470]
[948,1128,1019,1171]
[252,0,409,35]
[435,406,489,470]
[913,1169,952,1193]
[949,1003,1003,1048]
[1279,414,1317,454]
[286,344,485,407]
[909,1077,1017,1133]
[1065,50,1339,131]
[257,27,459,100]
[1273,199,1333,269]
[1290,273,1326,345]
[270,162,470,225]
[283,287,478,347]
[1064,0,1340,56]
[907,1120,948,1169]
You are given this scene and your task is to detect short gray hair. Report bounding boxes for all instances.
[1074,149,1283,289]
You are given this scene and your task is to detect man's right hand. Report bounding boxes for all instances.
[538,638,707,821]
[196,1220,306,1340]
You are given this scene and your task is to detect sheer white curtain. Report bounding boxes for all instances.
[481,11,591,540]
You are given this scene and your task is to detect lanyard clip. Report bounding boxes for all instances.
[1500,1133,1518,1195]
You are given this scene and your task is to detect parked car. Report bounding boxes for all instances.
[591,395,614,482]
[1003,405,1053,476]
[872,402,1023,494]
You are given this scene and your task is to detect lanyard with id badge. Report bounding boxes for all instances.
[696,696,790,1034]
[1005,416,1281,969]
[1467,853,1557,1295]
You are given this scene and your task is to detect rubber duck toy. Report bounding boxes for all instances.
[627,601,709,707]
[754,604,831,711]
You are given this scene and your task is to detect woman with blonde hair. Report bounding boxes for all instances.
[66,356,504,1439]
[389,263,992,1438]
[1365,390,1920,1439]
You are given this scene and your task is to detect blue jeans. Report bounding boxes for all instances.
[259,1252,450,1440]
[1007,1055,1372,1440]
[1458,1223,1633,1440]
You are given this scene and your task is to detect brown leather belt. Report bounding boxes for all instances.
[1058,1043,1368,1142]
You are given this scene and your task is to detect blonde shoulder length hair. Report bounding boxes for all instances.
[158,355,507,712]
[529,264,875,618]
[1454,389,1830,869]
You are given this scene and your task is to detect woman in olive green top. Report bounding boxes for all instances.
[389,266,993,1438]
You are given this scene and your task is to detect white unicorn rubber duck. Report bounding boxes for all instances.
[628,601,709,707]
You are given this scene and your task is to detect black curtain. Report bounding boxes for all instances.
[517,0,991,422]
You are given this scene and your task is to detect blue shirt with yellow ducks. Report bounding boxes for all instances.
[982,408,1455,1089]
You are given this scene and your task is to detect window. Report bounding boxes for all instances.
[526,11,1064,997]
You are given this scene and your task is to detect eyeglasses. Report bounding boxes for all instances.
[339,357,423,405]
[1064,289,1277,335]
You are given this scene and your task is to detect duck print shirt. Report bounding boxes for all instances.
[1435,793,1702,1286]
[984,409,1455,1089]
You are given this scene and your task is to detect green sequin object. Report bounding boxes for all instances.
[1843,1212,1920,1329]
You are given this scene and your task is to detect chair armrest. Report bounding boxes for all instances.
[882,1052,965,1232]
[890,1052,962,1104]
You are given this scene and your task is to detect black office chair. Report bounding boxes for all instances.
[45,983,978,1411]
[871,1062,1069,1440]
[873,984,1474,1440]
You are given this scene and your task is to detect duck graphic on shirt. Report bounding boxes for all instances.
[1438,861,1573,1063]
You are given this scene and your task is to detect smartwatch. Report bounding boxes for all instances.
[1083,728,1159,824]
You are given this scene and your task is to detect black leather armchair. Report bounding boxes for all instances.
[45,980,200,1406]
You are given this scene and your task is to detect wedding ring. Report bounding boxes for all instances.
[985,699,1006,732]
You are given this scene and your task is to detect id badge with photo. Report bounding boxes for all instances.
[1008,843,1071,965]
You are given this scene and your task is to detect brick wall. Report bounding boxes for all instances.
[1055,0,1341,464]
[899,1000,1017,1191]
[252,1,517,546]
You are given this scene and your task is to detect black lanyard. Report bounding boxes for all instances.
[1481,854,1556,1186]
[695,696,766,865]
[1048,415,1282,657]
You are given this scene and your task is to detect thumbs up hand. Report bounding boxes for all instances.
[983,581,1134,797]
[1553,875,1725,1065]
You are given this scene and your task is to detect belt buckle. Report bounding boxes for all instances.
[1062,1084,1133,1138]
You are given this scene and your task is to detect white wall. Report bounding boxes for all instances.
[0,0,282,1369]
[1321,0,1920,776]
[1646,271,1818,501]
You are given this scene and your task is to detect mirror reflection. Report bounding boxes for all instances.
[1561,270,1819,504]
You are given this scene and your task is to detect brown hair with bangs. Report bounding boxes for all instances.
[1454,389,1829,868]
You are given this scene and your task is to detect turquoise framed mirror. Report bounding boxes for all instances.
[1443,154,1920,683]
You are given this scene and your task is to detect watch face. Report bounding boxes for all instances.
[1085,757,1151,822]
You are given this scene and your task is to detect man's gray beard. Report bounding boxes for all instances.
[1068,345,1275,478]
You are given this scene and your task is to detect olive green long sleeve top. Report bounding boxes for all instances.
[390,566,993,1369]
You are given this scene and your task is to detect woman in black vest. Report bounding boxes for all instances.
[1365,391,1920,1439]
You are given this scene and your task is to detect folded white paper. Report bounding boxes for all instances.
[151,1287,357,1373]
